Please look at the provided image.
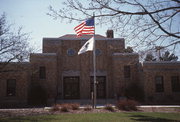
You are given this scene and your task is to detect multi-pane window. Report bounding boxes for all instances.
[7,79,16,96]
[90,76,106,99]
[155,76,164,92]
[124,65,131,78]
[63,77,80,99]
[171,76,180,92]
[39,66,46,79]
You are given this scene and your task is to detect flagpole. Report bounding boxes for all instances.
[93,14,96,109]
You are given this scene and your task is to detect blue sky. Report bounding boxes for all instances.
[0,0,108,52]
[1,0,179,59]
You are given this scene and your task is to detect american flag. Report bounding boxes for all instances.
[74,18,94,37]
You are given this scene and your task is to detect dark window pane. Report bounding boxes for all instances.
[7,79,16,96]
[67,49,76,56]
[39,66,46,79]
[124,66,131,78]
[90,76,106,99]
[63,77,80,99]
[171,76,180,92]
[95,49,101,56]
[155,76,164,92]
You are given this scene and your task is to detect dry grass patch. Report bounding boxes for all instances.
[104,104,115,112]
[116,99,139,111]
[60,104,71,112]
[51,104,60,112]
[71,103,80,110]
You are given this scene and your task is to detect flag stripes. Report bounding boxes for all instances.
[74,18,94,37]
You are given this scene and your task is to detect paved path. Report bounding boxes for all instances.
[138,105,180,108]
[89,105,180,109]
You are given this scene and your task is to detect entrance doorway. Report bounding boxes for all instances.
[91,76,106,99]
[63,77,80,99]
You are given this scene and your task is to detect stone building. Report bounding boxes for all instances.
[0,63,31,106]
[143,62,180,103]
[0,31,180,106]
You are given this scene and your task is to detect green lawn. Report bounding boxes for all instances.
[0,112,180,122]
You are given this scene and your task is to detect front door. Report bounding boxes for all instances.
[63,77,80,99]
[91,76,106,99]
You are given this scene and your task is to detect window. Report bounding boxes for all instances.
[90,76,106,99]
[171,76,180,92]
[155,76,164,92]
[7,79,16,96]
[95,49,101,56]
[39,66,46,79]
[67,49,76,56]
[124,66,131,78]
[63,77,80,99]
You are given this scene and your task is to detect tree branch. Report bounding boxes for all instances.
[136,1,180,38]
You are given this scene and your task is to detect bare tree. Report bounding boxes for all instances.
[0,13,33,70]
[160,50,178,61]
[144,53,157,61]
[144,50,178,61]
[124,46,134,53]
[48,0,180,55]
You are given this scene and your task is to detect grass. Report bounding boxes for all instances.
[0,112,180,122]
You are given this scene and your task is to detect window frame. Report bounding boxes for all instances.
[124,65,131,78]
[39,66,46,79]
[171,76,180,92]
[155,76,164,93]
[90,76,106,99]
[67,48,76,56]
[63,76,80,99]
[95,49,102,56]
[7,79,16,97]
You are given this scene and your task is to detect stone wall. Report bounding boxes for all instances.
[0,63,31,107]
[30,53,57,103]
[43,38,61,53]
[143,61,180,103]
[112,53,140,98]
[1,34,180,106]
[54,37,125,100]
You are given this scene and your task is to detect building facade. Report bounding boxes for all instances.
[143,62,180,103]
[0,31,180,106]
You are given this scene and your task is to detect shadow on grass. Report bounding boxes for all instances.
[130,115,179,122]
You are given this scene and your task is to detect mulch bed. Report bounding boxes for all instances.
[0,107,179,118]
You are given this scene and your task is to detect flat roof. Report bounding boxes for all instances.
[30,53,57,56]
[43,34,124,41]
[143,61,180,65]
[113,53,139,56]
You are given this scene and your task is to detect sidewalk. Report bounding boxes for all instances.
[81,105,180,109]
[138,105,180,108]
